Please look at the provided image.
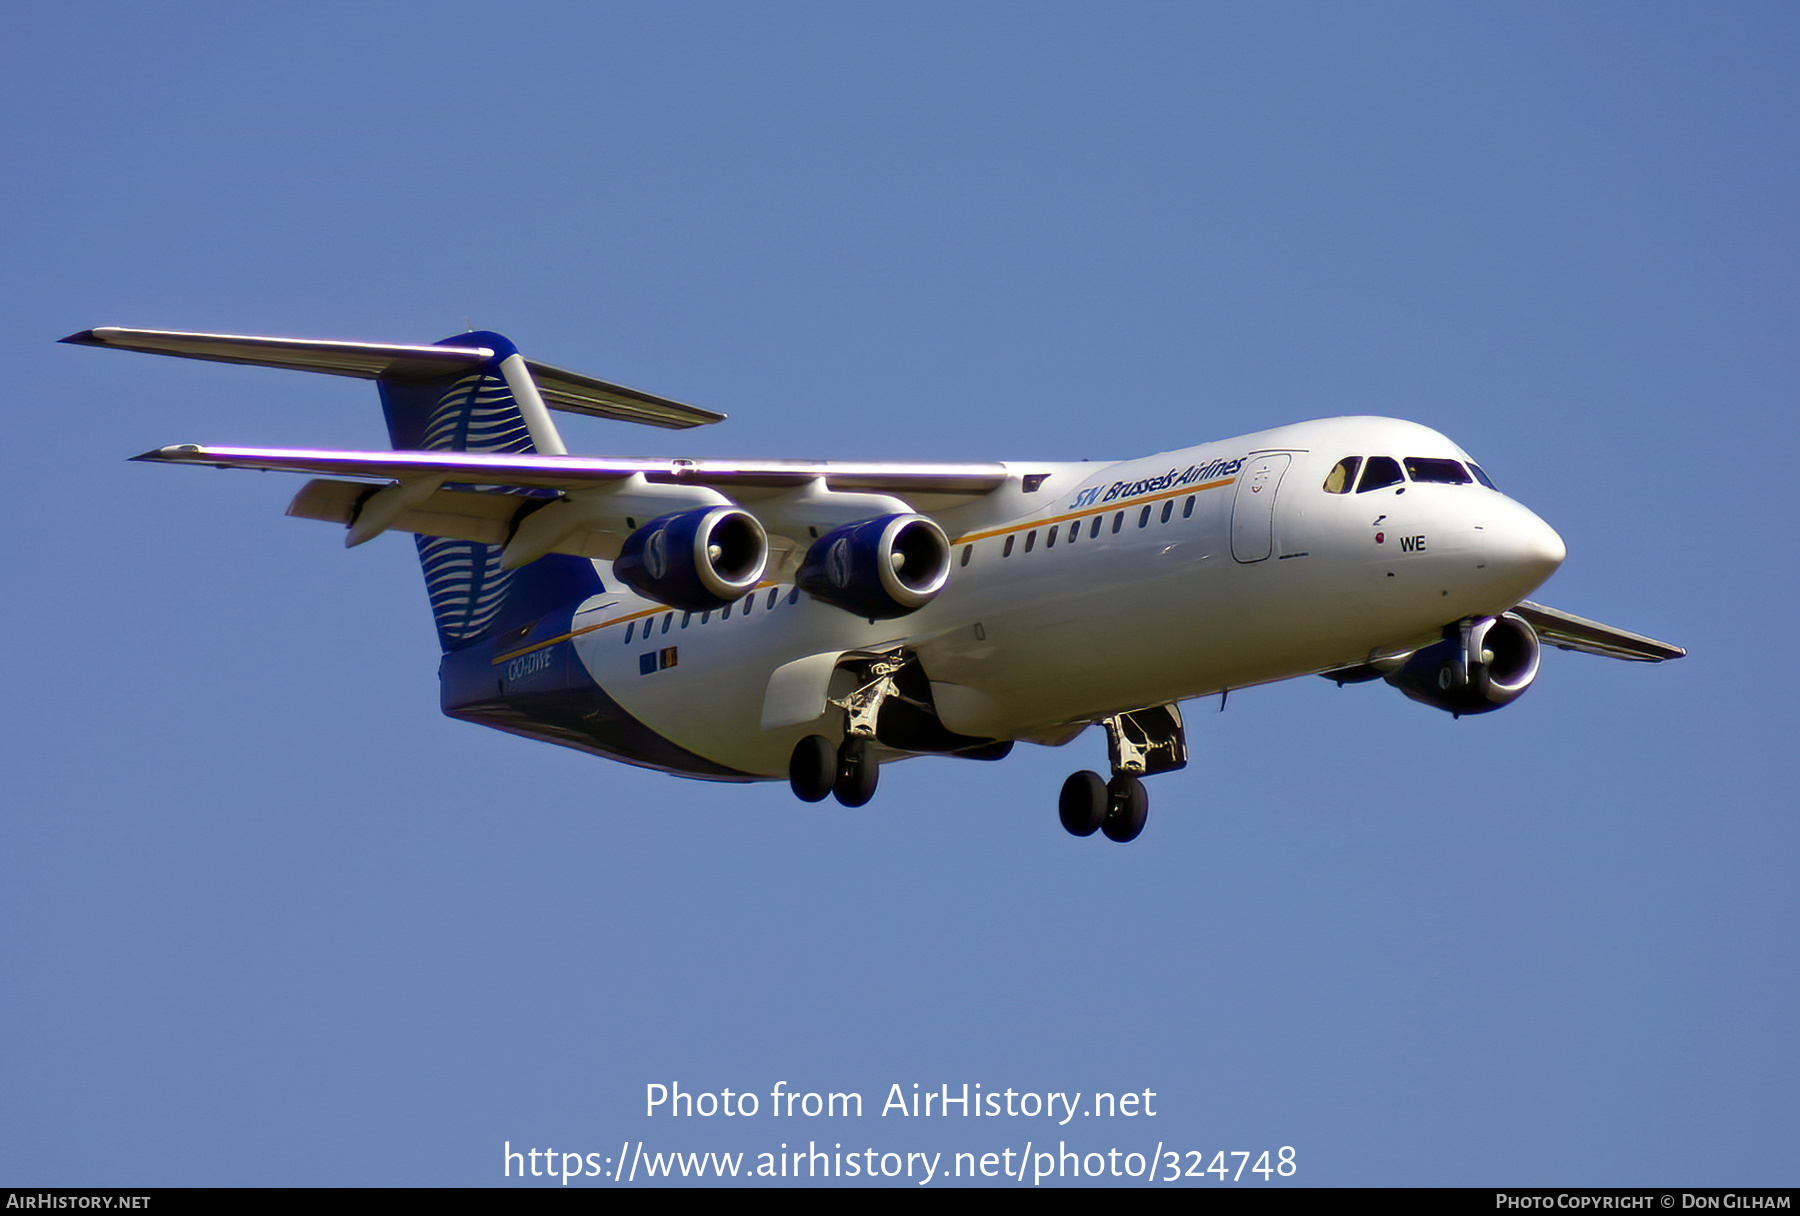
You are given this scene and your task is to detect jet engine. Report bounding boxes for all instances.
[1382,612,1542,716]
[613,506,768,610]
[796,513,952,620]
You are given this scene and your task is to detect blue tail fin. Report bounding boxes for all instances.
[377,331,603,652]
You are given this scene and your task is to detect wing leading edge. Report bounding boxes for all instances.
[131,444,1009,497]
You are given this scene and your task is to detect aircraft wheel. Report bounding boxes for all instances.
[789,735,836,803]
[1058,770,1107,837]
[833,738,879,807]
[1101,775,1149,843]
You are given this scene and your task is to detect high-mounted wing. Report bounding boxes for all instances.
[63,327,724,429]
[132,444,1009,498]
[133,444,1015,568]
[1512,600,1686,662]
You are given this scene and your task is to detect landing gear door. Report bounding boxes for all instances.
[1230,453,1292,563]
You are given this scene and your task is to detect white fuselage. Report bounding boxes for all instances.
[556,417,1565,778]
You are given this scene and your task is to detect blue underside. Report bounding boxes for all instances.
[437,603,753,781]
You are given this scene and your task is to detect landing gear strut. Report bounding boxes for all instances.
[1059,704,1187,843]
[821,654,909,808]
[832,737,878,807]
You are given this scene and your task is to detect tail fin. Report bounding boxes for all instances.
[377,332,602,652]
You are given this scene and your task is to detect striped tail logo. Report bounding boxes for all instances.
[419,369,533,454]
[378,331,603,653]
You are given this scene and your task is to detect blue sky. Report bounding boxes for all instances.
[3,2,1795,1186]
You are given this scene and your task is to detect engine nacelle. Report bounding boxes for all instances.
[797,513,952,620]
[613,506,768,610]
[1383,612,1542,716]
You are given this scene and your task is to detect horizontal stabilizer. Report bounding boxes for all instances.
[1513,600,1686,662]
[63,327,723,429]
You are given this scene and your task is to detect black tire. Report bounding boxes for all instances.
[833,738,879,807]
[1059,770,1107,837]
[789,735,836,803]
[1101,775,1149,843]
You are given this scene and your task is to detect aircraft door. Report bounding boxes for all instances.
[1230,453,1292,563]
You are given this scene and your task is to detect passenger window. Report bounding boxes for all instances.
[1404,457,1472,485]
[1323,457,1360,494]
[1047,525,1058,548]
[722,602,732,619]
[1469,463,1497,489]
[787,587,801,605]
[1024,530,1036,553]
[1113,512,1124,534]
[624,620,634,643]
[1067,521,1079,545]
[702,610,712,623]
[960,545,972,566]
[1091,516,1102,539]
[1138,505,1151,528]
[1183,496,1195,518]
[767,588,778,609]
[662,613,673,634]
[1003,535,1015,557]
[681,612,692,629]
[1356,457,1404,493]
[1160,500,1173,523]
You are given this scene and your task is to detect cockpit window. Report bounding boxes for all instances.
[1322,457,1360,494]
[1468,462,1497,489]
[1404,457,1472,485]
[1356,456,1404,493]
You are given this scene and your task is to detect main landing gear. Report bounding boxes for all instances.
[787,650,1013,810]
[1059,704,1188,844]
[787,653,909,807]
[788,733,879,807]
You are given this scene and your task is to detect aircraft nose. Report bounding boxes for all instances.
[1489,502,1565,591]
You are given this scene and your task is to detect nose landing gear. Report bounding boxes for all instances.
[1101,773,1150,842]
[1059,703,1187,844]
[1058,770,1150,841]
[1058,770,1106,836]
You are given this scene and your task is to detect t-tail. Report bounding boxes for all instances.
[64,325,724,656]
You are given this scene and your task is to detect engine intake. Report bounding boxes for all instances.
[1383,612,1542,716]
[797,513,952,620]
[614,506,768,610]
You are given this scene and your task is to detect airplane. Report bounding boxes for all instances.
[68,326,1685,843]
